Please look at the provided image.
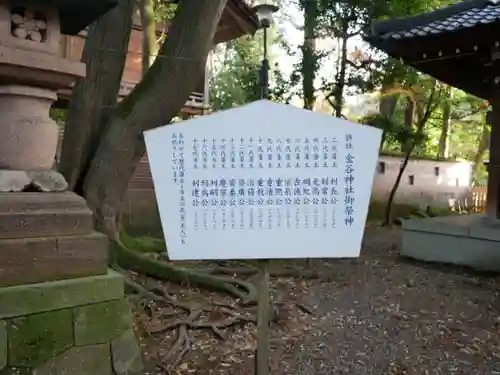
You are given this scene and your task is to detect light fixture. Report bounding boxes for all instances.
[251,3,279,100]
[252,3,279,28]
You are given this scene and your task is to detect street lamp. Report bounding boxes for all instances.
[252,3,279,100]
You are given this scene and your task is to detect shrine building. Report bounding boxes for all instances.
[366,0,500,270]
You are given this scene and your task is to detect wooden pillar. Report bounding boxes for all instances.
[486,101,500,219]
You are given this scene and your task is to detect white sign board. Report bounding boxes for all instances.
[144,100,381,261]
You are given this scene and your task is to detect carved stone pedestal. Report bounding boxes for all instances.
[0,1,142,373]
[0,193,143,375]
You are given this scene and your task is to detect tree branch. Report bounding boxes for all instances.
[59,0,134,192]
[81,0,228,235]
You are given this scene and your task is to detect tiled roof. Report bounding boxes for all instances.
[371,0,500,41]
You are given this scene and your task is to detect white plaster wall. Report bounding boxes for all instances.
[371,155,472,208]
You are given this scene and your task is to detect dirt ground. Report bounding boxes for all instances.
[134,227,500,375]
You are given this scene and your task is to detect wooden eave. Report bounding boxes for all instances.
[51,0,119,34]
[365,0,500,99]
[132,0,259,43]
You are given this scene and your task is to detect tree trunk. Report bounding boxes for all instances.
[384,145,415,225]
[402,96,414,153]
[82,0,228,237]
[59,0,135,192]
[379,89,398,150]
[438,87,452,159]
[472,121,490,180]
[333,25,348,117]
[384,83,437,225]
[379,92,397,119]
[301,0,317,109]
[139,0,157,74]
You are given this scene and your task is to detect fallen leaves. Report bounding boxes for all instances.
[132,227,500,374]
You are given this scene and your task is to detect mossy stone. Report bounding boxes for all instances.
[7,309,73,367]
[34,344,111,375]
[74,299,132,346]
[0,321,6,370]
[0,270,124,319]
[111,329,143,375]
[0,367,33,375]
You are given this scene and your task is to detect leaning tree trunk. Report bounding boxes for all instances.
[402,97,415,154]
[82,0,228,238]
[383,144,415,225]
[59,0,135,193]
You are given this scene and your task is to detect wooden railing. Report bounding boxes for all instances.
[471,187,487,212]
[128,154,154,190]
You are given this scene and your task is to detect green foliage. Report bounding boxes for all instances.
[120,231,165,253]
[151,0,176,23]
[366,200,455,223]
[209,31,292,110]
[49,108,68,123]
[473,164,488,187]
[208,0,489,190]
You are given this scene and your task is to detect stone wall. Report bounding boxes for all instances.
[0,270,142,375]
[372,155,473,208]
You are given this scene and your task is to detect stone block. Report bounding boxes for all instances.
[111,329,144,375]
[402,228,500,272]
[74,299,132,346]
[0,192,87,212]
[0,210,92,240]
[0,367,32,374]
[0,321,6,371]
[0,270,124,319]
[34,344,112,375]
[7,309,73,367]
[0,232,108,287]
[0,192,93,239]
[0,45,85,91]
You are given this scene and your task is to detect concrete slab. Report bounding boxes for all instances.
[401,214,500,272]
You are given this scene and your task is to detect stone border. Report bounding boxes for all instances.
[0,269,124,319]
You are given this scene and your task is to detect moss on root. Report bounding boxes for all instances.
[113,239,257,304]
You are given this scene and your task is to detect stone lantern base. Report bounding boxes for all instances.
[0,0,141,373]
[0,192,143,375]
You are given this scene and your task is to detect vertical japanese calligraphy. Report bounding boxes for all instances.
[344,133,355,227]
[171,133,179,183]
[176,133,187,244]
[174,137,355,233]
[145,100,382,261]
[192,138,199,170]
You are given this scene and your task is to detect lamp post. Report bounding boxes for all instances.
[251,5,279,375]
[252,3,279,100]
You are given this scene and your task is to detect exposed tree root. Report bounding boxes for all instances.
[112,234,317,368]
[118,271,314,369]
[196,266,320,279]
[125,278,258,369]
[114,241,257,304]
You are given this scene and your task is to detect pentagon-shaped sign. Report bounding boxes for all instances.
[144,100,382,260]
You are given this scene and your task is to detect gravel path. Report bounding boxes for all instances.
[282,227,500,375]
[144,227,500,374]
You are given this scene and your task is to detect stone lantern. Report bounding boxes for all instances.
[0,0,116,179]
[0,1,143,374]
